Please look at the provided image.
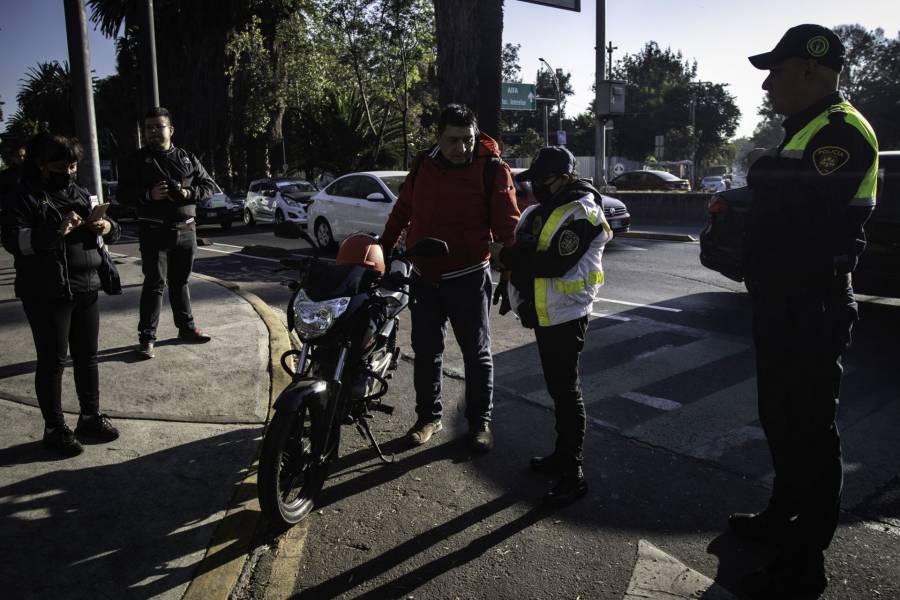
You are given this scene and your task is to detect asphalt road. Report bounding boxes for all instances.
[113,220,900,599]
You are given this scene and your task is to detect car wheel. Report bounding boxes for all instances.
[274,209,285,225]
[220,220,232,230]
[243,209,255,226]
[314,218,335,249]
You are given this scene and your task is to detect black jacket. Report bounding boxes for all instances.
[1,181,121,300]
[746,92,876,287]
[118,145,216,223]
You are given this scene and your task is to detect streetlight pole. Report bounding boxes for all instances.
[594,0,607,186]
[539,57,562,138]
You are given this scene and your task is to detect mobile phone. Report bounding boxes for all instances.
[89,203,111,221]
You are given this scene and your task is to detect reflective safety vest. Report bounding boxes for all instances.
[508,193,612,327]
[779,100,879,207]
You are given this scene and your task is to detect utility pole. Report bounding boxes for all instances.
[140,0,160,112]
[606,41,617,77]
[63,0,102,201]
[536,97,555,147]
[594,0,606,186]
[539,57,563,137]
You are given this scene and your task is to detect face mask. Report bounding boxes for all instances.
[45,171,75,192]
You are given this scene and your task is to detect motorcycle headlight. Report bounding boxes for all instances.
[292,290,351,339]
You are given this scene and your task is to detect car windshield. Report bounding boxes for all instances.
[651,171,681,181]
[277,180,316,194]
[379,175,407,197]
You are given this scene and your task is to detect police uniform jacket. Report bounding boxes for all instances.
[746,92,878,287]
[1,181,121,300]
[118,145,216,224]
[501,180,612,327]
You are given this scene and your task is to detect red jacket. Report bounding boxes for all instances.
[381,134,519,282]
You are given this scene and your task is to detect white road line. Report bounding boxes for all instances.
[596,297,682,313]
[590,312,632,322]
[210,241,252,249]
[621,391,683,412]
[196,246,282,263]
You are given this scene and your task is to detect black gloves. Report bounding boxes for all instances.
[492,280,511,315]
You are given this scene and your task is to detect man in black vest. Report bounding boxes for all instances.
[119,107,217,359]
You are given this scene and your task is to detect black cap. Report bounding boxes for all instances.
[516,146,576,182]
[749,24,844,71]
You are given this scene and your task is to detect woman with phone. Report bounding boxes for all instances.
[0,132,122,457]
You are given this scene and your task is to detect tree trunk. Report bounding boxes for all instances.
[434,0,503,139]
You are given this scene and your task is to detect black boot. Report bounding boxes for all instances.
[543,466,588,508]
[729,508,793,542]
[741,549,827,599]
[530,453,564,473]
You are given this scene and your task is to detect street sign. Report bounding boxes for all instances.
[501,82,536,111]
[517,0,581,11]
[557,130,567,145]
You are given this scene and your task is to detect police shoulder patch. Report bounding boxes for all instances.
[558,229,580,256]
[812,146,850,176]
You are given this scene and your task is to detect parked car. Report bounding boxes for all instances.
[307,171,408,248]
[609,169,691,191]
[243,177,318,226]
[699,150,900,296]
[195,182,242,229]
[510,168,631,235]
[700,175,728,193]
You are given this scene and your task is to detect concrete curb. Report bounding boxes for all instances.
[181,273,293,600]
[617,231,698,243]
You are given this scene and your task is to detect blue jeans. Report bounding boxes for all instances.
[409,268,494,425]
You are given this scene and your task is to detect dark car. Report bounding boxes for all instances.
[609,169,691,192]
[699,151,900,296]
[510,168,630,235]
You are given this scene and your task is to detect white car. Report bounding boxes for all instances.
[701,175,728,193]
[243,177,318,226]
[307,171,408,248]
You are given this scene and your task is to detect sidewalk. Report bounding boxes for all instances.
[0,247,288,599]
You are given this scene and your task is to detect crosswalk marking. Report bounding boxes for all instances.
[493,319,661,379]
[623,378,758,453]
[566,337,747,408]
[621,392,682,412]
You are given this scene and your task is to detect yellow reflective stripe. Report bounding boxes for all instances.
[534,278,551,327]
[536,202,579,251]
[554,279,585,294]
[779,149,804,159]
[552,271,605,295]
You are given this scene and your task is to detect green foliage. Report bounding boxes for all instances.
[502,43,522,83]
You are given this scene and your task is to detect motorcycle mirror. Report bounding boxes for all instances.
[403,237,449,258]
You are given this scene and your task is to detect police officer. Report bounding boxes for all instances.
[119,107,217,359]
[730,25,878,599]
[490,146,612,507]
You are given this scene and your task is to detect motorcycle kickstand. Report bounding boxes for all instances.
[355,417,395,464]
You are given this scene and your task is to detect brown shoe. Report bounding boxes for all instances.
[470,422,494,453]
[407,420,442,446]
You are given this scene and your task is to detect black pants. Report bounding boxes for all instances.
[138,223,197,342]
[409,268,494,425]
[22,291,101,428]
[751,277,857,552]
[535,316,588,468]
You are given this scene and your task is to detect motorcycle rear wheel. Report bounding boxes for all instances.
[258,407,328,527]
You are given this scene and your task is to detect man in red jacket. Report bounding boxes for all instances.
[381,104,519,452]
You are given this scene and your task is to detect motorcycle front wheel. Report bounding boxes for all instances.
[258,406,328,527]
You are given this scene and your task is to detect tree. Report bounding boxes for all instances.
[433,0,502,138]
[606,42,740,174]
[502,43,522,83]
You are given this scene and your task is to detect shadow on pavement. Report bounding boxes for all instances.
[0,428,261,599]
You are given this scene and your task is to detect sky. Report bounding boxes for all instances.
[1,0,899,140]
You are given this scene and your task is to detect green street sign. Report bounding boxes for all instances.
[501,82,536,111]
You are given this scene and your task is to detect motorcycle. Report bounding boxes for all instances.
[257,232,448,527]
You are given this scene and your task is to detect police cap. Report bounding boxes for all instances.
[748,24,844,72]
